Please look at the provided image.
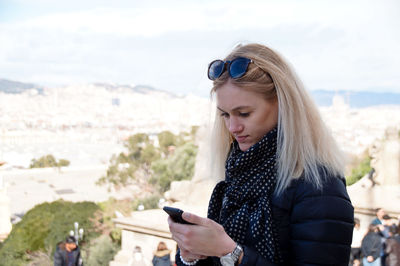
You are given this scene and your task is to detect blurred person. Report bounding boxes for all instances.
[395,223,400,244]
[371,208,386,225]
[152,241,172,266]
[54,236,83,266]
[350,218,363,266]
[167,43,354,265]
[384,225,400,266]
[379,214,394,238]
[129,246,148,266]
[352,259,361,266]
[361,224,383,266]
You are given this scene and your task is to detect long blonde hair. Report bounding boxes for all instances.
[210,43,344,195]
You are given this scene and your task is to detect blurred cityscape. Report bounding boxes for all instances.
[1,80,399,170]
[0,80,399,214]
[0,82,210,168]
[1,80,400,265]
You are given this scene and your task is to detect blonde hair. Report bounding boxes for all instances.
[210,43,344,195]
[157,241,167,251]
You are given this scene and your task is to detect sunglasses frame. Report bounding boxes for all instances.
[207,57,253,81]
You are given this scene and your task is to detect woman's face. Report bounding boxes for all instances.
[216,81,278,151]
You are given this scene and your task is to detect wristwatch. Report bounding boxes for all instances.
[220,243,243,266]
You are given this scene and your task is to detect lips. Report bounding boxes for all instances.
[236,135,248,143]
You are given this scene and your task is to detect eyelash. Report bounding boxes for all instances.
[220,112,229,118]
[220,112,250,118]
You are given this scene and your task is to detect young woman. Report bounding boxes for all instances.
[168,43,354,265]
[152,241,172,266]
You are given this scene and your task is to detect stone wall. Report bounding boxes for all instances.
[109,210,177,266]
[348,127,400,231]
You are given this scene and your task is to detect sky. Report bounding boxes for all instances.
[0,0,399,97]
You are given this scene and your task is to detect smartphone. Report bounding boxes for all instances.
[163,206,194,225]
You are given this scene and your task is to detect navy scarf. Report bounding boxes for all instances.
[207,128,281,263]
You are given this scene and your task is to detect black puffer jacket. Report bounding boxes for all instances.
[176,172,354,266]
[243,174,354,265]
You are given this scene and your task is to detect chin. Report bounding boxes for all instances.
[239,143,251,151]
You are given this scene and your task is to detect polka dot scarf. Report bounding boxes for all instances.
[207,128,281,263]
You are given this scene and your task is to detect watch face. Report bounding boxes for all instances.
[220,256,235,266]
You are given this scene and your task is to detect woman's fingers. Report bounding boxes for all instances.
[168,212,235,257]
[181,212,208,225]
[168,216,195,250]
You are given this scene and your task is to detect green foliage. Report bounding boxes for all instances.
[0,201,99,266]
[85,235,119,266]
[97,132,162,186]
[97,198,133,217]
[190,125,199,137]
[96,154,138,186]
[110,228,121,244]
[132,195,161,211]
[151,142,198,192]
[158,131,176,149]
[29,154,70,168]
[26,250,52,266]
[58,159,70,167]
[125,133,149,152]
[140,144,160,166]
[346,154,372,186]
[94,198,132,243]
[98,130,198,193]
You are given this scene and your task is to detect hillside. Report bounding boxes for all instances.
[0,78,43,94]
[2,78,400,107]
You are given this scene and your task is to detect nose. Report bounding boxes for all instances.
[228,117,243,134]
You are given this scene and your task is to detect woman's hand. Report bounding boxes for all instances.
[367,256,374,262]
[168,212,236,258]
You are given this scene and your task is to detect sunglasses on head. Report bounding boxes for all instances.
[207,57,253,81]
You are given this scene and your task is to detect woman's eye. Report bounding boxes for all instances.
[220,112,229,118]
[239,112,250,117]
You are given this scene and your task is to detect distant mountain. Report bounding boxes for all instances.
[92,82,178,97]
[0,79,43,94]
[310,90,400,108]
[0,79,176,97]
[2,78,399,107]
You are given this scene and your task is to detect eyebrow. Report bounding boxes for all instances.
[217,106,252,113]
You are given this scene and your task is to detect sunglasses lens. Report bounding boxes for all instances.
[208,60,225,80]
[229,57,251,79]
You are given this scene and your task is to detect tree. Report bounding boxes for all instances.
[346,154,372,186]
[157,131,177,155]
[151,142,198,192]
[97,130,198,193]
[0,201,99,266]
[97,133,161,186]
[125,133,149,155]
[29,154,70,168]
[85,235,119,266]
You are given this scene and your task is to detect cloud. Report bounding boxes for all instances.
[2,0,388,36]
[0,0,399,93]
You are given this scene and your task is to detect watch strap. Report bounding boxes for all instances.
[231,243,243,263]
[220,243,243,266]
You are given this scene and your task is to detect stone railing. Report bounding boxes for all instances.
[109,209,177,266]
